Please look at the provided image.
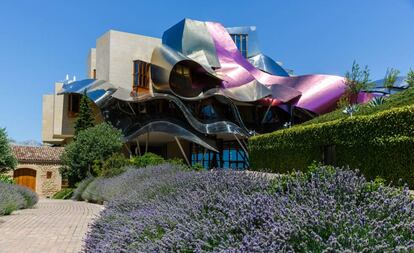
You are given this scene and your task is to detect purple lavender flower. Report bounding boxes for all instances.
[82,165,414,252]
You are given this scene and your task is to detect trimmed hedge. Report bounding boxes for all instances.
[249,105,414,187]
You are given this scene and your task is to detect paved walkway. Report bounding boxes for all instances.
[0,199,103,253]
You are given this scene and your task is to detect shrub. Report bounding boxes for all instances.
[166,158,185,167]
[249,105,414,187]
[80,164,180,204]
[344,61,372,104]
[407,68,414,87]
[191,162,204,171]
[96,153,130,178]
[60,123,123,186]
[384,67,400,93]
[0,183,25,215]
[0,174,14,184]
[0,182,38,215]
[0,128,17,173]
[72,177,95,201]
[83,166,414,252]
[15,185,39,208]
[129,153,165,168]
[52,188,74,199]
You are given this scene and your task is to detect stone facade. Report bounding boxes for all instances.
[10,146,65,198]
[5,163,62,198]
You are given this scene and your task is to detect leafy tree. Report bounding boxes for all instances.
[383,68,400,93]
[0,128,17,173]
[343,61,372,104]
[60,123,123,186]
[74,90,95,136]
[406,68,414,87]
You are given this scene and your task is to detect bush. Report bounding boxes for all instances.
[0,174,14,184]
[0,128,17,173]
[96,153,130,178]
[80,164,180,204]
[15,185,39,207]
[191,162,204,171]
[129,153,165,168]
[72,177,95,201]
[83,166,414,252]
[0,182,38,215]
[249,105,414,187]
[52,188,74,199]
[60,123,123,186]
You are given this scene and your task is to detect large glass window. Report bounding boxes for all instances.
[133,60,151,91]
[190,141,248,169]
[230,34,248,58]
[191,145,219,168]
[222,141,248,169]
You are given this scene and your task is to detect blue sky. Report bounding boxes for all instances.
[0,0,413,142]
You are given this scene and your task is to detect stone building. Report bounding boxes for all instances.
[9,146,64,197]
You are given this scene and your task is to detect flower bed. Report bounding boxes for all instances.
[0,181,38,215]
[82,165,414,252]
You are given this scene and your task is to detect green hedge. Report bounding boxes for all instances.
[249,105,414,187]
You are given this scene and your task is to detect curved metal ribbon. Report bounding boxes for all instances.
[205,21,347,114]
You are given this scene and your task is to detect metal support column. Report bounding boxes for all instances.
[136,139,141,156]
[124,144,132,158]
[145,132,149,153]
[174,137,190,167]
[233,133,249,159]
[261,103,273,124]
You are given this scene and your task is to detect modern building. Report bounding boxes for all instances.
[43,18,379,169]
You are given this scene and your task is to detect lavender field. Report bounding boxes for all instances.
[80,165,414,252]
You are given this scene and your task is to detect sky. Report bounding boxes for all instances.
[0,0,413,142]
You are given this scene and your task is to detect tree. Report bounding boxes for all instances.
[0,128,17,173]
[74,90,95,136]
[343,61,372,104]
[383,68,400,93]
[406,68,414,87]
[60,123,123,186]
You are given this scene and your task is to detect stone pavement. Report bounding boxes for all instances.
[0,199,103,253]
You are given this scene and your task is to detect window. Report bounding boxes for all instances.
[133,60,151,92]
[191,144,219,169]
[174,65,190,77]
[222,141,248,169]
[46,171,52,179]
[190,141,248,169]
[68,94,80,117]
[230,34,248,58]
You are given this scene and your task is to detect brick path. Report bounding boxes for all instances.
[0,199,103,253]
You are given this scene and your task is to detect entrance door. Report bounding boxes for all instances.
[14,168,36,191]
